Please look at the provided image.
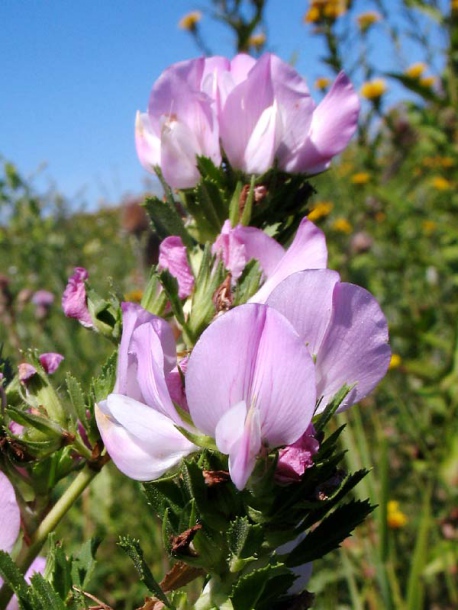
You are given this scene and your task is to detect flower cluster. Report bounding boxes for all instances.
[135,53,359,188]
[96,218,390,491]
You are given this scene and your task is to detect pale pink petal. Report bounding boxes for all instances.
[212,220,284,282]
[220,54,275,172]
[115,303,175,400]
[251,218,328,303]
[95,396,195,481]
[266,270,340,357]
[187,304,316,451]
[227,406,262,490]
[276,424,319,483]
[160,118,202,188]
[0,472,20,554]
[284,72,360,174]
[158,236,195,299]
[316,282,391,412]
[130,324,180,424]
[135,111,161,173]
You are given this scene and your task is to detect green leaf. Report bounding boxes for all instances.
[227,517,264,572]
[230,563,293,610]
[27,573,66,609]
[143,196,193,247]
[72,537,101,589]
[158,270,186,326]
[118,536,174,608]
[65,374,88,425]
[285,499,373,566]
[314,385,353,433]
[0,551,31,609]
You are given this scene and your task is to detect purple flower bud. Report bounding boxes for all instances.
[31,290,54,307]
[39,352,64,375]
[62,267,93,328]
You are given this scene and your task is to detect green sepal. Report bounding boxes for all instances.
[313,384,353,433]
[28,573,66,610]
[175,426,217,451]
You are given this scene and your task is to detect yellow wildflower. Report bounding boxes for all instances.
[388,354,402,370]
[360,79,387,100]
[304,0,347,23]
[375,211,386,223]
[387,501,408,529]
[332,218,352,234]
[315,77,331,90]
[304,6,321,23]
[357,11,381,31]
[431,176,452,190]
[178,10,202,31]
[453,0,458,11]
[124,289,143,303]
[405,62,426,79]
[351,172,371,185]
[248,32,266,49]
[422,220,437,235]
[308,201,334,221]
[419,75,436,88]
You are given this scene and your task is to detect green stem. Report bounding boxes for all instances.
[0,464,100,610]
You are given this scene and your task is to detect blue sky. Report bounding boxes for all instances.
[0,1,447,210]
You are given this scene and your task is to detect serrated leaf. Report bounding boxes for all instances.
[230,563,292,610]
[118,537,173,608]
[65,374,88,425]
[28,573,67,609]
[143,196,192,247]
[285,499,374,566]
[91,350,117,403]
[72,536,101,589]
[158,270,186,326]
[45,536,73,600]
[0,551,31,609]
[228,517,264,572]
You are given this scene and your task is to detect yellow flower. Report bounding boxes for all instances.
[351,172,371,185]
[248,32,266,49]
[422,220,437,235]
[375,211,386,223]
[308,201,334,221]
[453,0,458,12]
[360,79,387,100]
[304,6,321,23]
[419,75,436,88]
[178,10,202,31]
[357,11,381,31]
[404,62,426,79]
[387,501,408,529]
[332,218,352,234]
[431,176,452,190]
[124,289,143,303]
[304,0,347,23]
[389,354,402,370]
[315,77,331,90]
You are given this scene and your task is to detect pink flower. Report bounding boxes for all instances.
[158,236,195,299]
[136,54,359,186]
[213,217,328,302]
[62,267,93,328]
[0,471,45,609]
[95,303,196,481]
